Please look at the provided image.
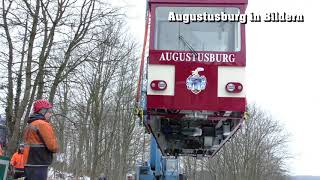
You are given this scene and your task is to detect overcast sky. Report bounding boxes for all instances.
[114,0,320,176]
[246,0,320,176]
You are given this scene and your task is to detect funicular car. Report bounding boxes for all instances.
[137,0,248,157]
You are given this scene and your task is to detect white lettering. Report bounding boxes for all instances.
[204,53,209,62]
[192,53,197,62]
[158,52,237,63]
[179,53,185,61]
[197,14,203,21]
[172,53,179,61]
[216,54,221,62]
[168,12,176,22]
[166,52,172,61]
[186,53,191,61]
[223,54,229,62]
[209,54,215,62]
[190,14,197,22]
[167,11,248,24]
[176,14,183,22]
[203,12,208,21]
[229,54,235,62]
[160,53,166,61]
[198,53,204,62]
[221,12,228,22]
[183,14,190,24]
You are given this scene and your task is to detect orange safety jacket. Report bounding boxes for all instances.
[23,114,59,167]
[11,152,24,171]
[0,145,3,156]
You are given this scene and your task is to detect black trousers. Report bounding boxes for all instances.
[24,166,48,180]
[13,172,25,179]
[13,168,25,179]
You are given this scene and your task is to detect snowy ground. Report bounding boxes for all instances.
[48,168,90,180]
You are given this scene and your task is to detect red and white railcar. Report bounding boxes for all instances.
[137,0,248,157]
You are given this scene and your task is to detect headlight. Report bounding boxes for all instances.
[158,81,167,90]
[226,83,236,92]
[150,80,167,91]
[226,82,243,93]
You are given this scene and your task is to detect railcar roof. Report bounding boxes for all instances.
[148,0,248,4]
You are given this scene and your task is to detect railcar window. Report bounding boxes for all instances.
[155,7,241,52]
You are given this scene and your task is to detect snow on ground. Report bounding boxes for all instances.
[48,168,90,180]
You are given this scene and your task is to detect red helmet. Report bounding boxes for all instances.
[33,99,53,113]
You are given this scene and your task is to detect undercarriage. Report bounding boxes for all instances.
[147,109,244,157]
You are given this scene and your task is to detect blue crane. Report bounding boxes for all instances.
[135,137,184,180]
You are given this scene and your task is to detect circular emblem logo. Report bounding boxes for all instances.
[186,67,207,94]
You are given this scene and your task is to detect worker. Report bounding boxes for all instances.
[23,99,59,180]
[0,144,3,156]
[10,144,25,179]
[98,173,107,180]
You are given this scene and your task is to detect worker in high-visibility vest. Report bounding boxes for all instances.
[10,144,25,179]
[0,144,3,156]
[23,99,59,180]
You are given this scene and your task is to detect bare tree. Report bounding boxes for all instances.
[199,104,291,180]
[179,105,290,180]
[46,16,143,179]
[0,0,120,156]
